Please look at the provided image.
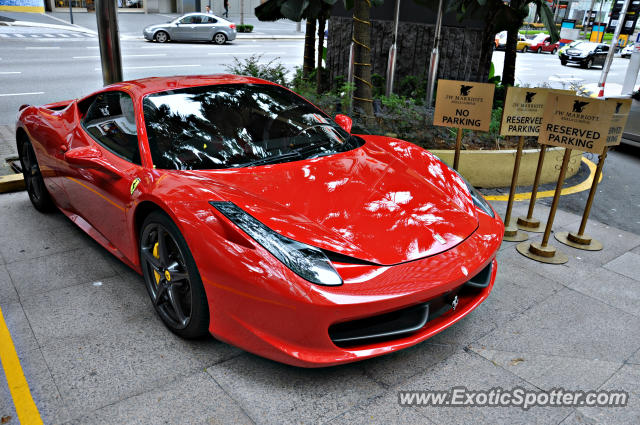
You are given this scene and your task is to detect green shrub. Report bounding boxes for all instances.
[224,54,287,86]
[236,24,253,33]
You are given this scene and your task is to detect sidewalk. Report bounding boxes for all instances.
[0,11,305,39]
[0,125,639,423]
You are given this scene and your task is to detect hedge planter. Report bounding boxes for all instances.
[429,147,583,188]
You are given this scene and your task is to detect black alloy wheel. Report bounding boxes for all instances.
[140,211,209,338]
[19,138,54,212]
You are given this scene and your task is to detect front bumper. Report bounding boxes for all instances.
[195,208,503,367]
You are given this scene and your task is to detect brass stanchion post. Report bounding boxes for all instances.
[516,148,571,264]
[555,147,608,251]
[453,128,463,170]
[503,136,528,242]
[517,144,547,232]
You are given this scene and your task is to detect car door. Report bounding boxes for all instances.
[173,16,200,41]
[62,90,143,255]
[198,15,219,41]
[596,45,609,66]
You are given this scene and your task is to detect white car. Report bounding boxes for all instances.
[622,43,635,58]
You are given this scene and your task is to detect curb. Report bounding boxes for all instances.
[0,20,97,35]
[0,174,24,194]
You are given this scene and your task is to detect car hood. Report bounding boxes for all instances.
[187,137,479,265]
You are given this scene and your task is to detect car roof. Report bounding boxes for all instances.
[85,74,275,100]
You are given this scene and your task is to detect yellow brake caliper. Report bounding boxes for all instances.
[153,242,161,285]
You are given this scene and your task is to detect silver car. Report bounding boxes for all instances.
[143,13,236,45]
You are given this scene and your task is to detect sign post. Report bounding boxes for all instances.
[433,80,495,171]
[516,93,616,264]
[555,98,631,250]
[499,87,552,242]
[516,89,574,233]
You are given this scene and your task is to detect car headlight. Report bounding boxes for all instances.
[451,171,495,218]
[210,201,343,286]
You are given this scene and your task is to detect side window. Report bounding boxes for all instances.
[181,16,201,24]
[601,45,609,52]
[82,91,141,165]
[202,16,217,23]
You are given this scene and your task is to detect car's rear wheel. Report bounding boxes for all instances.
[521,46,527,53]
[154,31,169,43]
[213,32,227,45]
[140,211,209,338]
[552,47,557,54]
[19,138,54,212]
[585,58,593,69]
[536,47,542,53]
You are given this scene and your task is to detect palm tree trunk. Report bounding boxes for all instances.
[352,0,373,117]
[502,26,519,86]
[316,17,326,93]
[303,19,316,79]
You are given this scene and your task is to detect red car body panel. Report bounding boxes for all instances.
[16,75,504,367]
[527,36,560,53]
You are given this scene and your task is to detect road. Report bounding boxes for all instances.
[0,29,304,124]
[491,49,637,93]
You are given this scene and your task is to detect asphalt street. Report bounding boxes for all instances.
[0,31,304,124]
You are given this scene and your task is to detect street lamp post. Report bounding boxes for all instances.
[426,0,444,106]
[597,0,631,97]
[95,0,123,86]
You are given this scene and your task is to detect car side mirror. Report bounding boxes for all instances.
[65,146,121,177]
[334,114,352,133]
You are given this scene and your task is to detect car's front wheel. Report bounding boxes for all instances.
[561,60,567,66]
[537,47,542,53]
[521,46,527,53]
[213,32,227,45]
[551,47,557,54]
[19,137,54,212]
[140,211,209,338]
[154,31,169,43]
[585,58,593,69]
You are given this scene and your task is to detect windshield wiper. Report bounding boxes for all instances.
[235,151,302,168]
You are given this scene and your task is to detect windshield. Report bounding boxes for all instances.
[143,83,363,170]
[532,34,547,42]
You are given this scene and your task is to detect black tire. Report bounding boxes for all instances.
[561,60,567,66]
[551,48,557,54]
[585,58,593,69]
[537,47,542,53]
[521,46,527,53]
[140,211,209,339]
[213,32,227,45]
[154,31,169,43]
[18,137,55,212]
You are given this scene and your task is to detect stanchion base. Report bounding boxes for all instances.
[554,231,603,251]
[503,225,529,242]
[516,216,545,233]
[516,241,569,264]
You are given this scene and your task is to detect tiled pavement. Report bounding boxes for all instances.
[0,190,639,424]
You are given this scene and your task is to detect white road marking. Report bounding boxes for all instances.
[43,34,55,38]
[74,53,167,59]
[0,34,9,38]
[0,92,45,97]
[14,34,25,38]
[208,51,287,56]
[58,34,69,38]
[25,46,61,50]
[30,34,40,38]
[93,64,201,70]
[0,72,21,75]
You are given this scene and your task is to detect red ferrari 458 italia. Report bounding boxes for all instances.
[16,75,503,367]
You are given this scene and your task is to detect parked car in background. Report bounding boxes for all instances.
[559,42,609,68]
[526,33,560,53]
[622,42,635,58]
[495,31,529,52]
[558,40,583,56]
[143,13,236,44]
